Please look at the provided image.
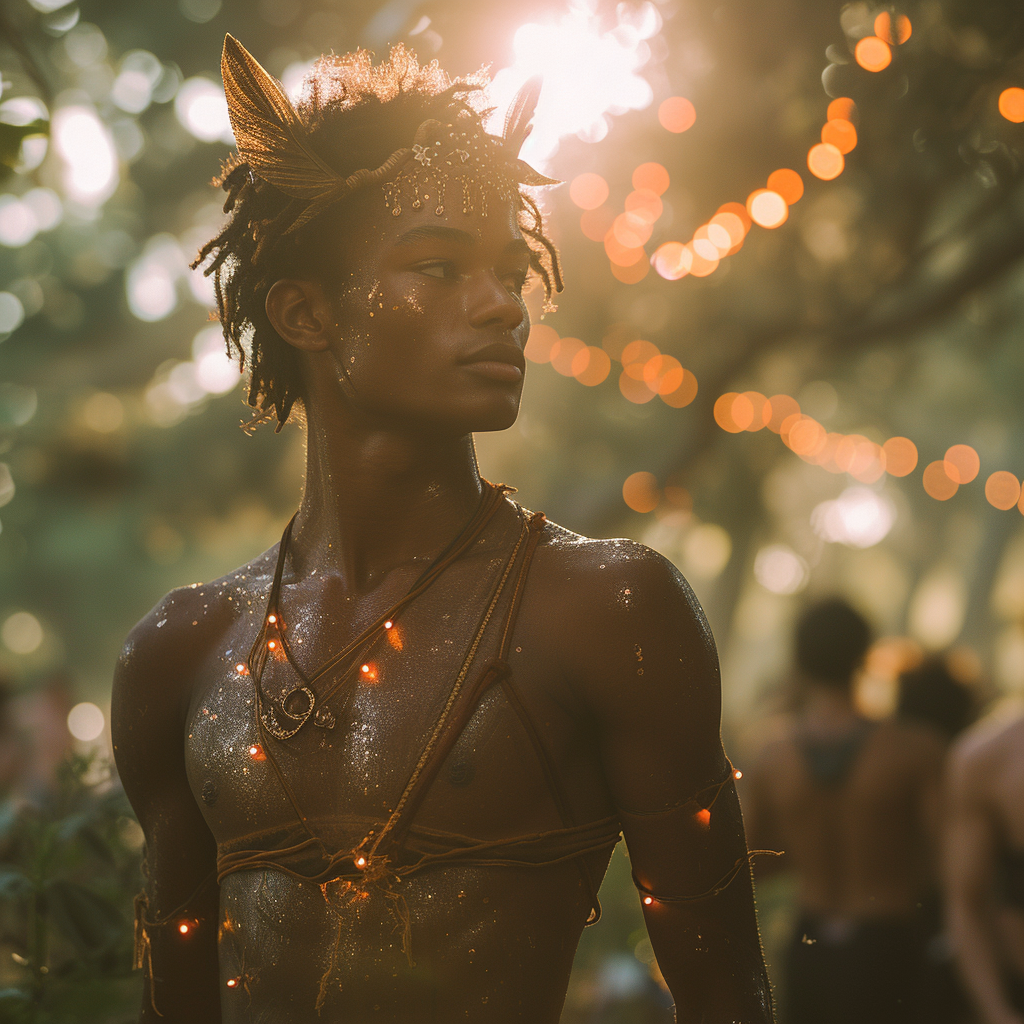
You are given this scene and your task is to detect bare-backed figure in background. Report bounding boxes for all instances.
[945,708,1024,1024]
[742,599,946,1024]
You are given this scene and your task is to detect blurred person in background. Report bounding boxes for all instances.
[742,598,946,1024]
[944,703,1024,1024]
[111,37,772,1024]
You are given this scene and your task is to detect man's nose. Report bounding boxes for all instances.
[467,271,525,333]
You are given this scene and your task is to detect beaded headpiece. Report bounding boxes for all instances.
[220,34,558,231]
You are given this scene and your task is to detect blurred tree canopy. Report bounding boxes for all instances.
[0,0,1023,728]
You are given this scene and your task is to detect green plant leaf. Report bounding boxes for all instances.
[0,119,47,181]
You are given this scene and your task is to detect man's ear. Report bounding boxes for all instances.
[265,279,333,352]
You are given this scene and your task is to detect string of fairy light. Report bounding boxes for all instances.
[536,9,1024,518]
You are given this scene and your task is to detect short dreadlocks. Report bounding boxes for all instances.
[192,46,563,431]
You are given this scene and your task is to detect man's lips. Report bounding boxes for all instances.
[460,342,526,381]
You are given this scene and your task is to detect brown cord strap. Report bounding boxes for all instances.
[632,849,783,905]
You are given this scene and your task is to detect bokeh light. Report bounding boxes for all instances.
[812,487,895,547]
[808,143,844,180]
[53,106,119,205]
[573,346,611,386]
[874,12,912,45]
[714,393,745,433]
[127,235,185,321]
[827,97,857,122]
[985,471,1021,510]
[882,436,918,477]
[923,460,958,500]
[569,173,609,210]
[550,336,587,376]
[661,369,698,408]
[658,96,696,133]
[821,118,857,154]
[652,241,690,280]
[175,77,234,143]
[767,395,800,433]
[67,702,105,742]
[855,36,892,73]
[2,611,43,654]
[747,189,788,228]
[754,544,808,594]
[766,168,804,204]
[683,523,732,579]
[82,392,125,432]
[487,1,661,167]
[524,324,559,363]
[999,87,1024,124]
[580,206,614,241]
[623,471,660,513]
[632,162,670,195]
[0,292,26,335]
[192,325,242,394]
[944,444,980,485]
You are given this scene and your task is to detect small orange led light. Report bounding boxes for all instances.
[178,922,190,935]
[226,978,238,988]
[384,620,393,630]
[248,744,266,762]
[696,808,712,827]
[733,769,743,779]
[267,640,277,650]
[235,662,247,674]
[355,856,367,869]
[643,896,654,906]
[267,614,277,624]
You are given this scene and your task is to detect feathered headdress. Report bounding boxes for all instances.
[220,34,556,231]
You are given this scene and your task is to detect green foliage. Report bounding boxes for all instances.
[0,122,46,183]
[0,755,141,1023]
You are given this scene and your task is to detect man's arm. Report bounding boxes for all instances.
[111,594,222,1023]
[568,545,772,1024]
[944,738,1022,1024]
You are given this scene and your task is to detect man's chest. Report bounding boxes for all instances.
[182,605,601,855]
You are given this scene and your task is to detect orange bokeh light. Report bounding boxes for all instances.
[709,211,747,247]
[999,87,1024,124]
[874,11,912,44]
[623,472,660,513]
[766,168,804,205]
[741,391,771,431]
[944,444,980,484]
[985,471,1021,510]
[827,97,857,122]
[652,241,691,280]
[661,369,698,408]
[621,339,660,367]
[573,346,611,386]
[923,461,958,500]
[855,36,892,72]
[612,211,653,249]
[569,173,609,210]
[692,228,721,261]
[717,202,752,233]
[524,324,559,364]
[619,368,657,402]
[604,229,645,267]
[658,96,696,133]
[822,119,858,154]
[616,254,652,281]
[550,336,586,376]
[626,188,664,219]
[767,395,800,433]
[882,436,918,477]
[747,189,788,228]
[688,244,719,277]
[695,808,712,827]
[787,416,827,457]
[714,393,745,433]
[633,162,671,196]
[808,142,845,180]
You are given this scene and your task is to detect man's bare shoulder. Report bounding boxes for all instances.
[114,546,279,713]
[532,518,704,623]
[528,518,718,697]
[950,705,1024,783]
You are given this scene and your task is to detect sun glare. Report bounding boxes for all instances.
[487,1,661,167]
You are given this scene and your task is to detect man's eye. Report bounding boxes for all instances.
[417,261,455,280]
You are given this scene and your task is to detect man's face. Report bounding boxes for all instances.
[315,194,532,436]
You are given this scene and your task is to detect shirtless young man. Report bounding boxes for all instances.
[110,38,772,1023]
[741,599,945,1024]
[945,710,1024,1024]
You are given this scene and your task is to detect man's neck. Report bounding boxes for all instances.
[290,401,485,593]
